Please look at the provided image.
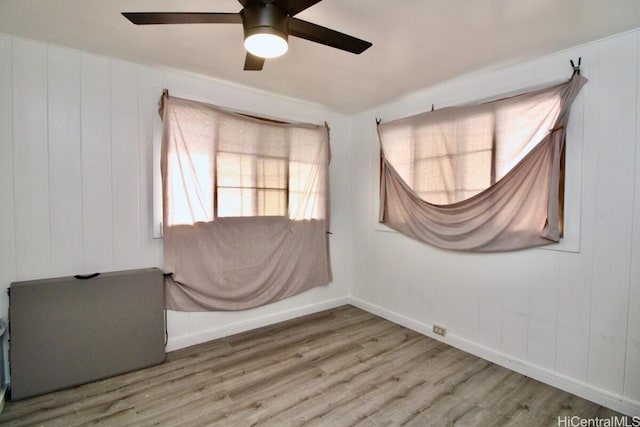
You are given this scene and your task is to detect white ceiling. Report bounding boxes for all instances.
[1,0,639,113]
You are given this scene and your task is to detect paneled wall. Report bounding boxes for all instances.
[0,34,353,354]
[351,29,640,415]
[1,29,639,415]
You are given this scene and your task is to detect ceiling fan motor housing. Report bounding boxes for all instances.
[241,2,289,43]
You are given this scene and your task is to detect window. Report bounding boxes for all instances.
[412,112,495,205]
[391,94,562,206]
[159,99,329,228]
[216,152,288,217]
[378,74,586,252]
[158,93,332,310]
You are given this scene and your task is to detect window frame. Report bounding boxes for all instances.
[374,74,584,253]
[152,105,305,238]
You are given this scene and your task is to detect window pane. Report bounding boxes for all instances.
[380,126,414,186]
[217,152,288,217]
[167,152,213,225]
[257,189,287,216]
[414,158,452,194]
[217,152,254,188]
[217,187,255,217]
[289,161,323,219]
[414,151,491,205]
[257,157,287,189]
[494,95,561,180]
[409,110,495,204]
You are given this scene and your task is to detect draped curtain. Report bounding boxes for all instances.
[378,74,587,252]
[160,94,332,311]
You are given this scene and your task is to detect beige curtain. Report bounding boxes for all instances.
[379,74,587,252]
[160,94,332,311]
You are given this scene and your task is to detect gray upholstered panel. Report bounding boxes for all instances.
[9,268,165,400]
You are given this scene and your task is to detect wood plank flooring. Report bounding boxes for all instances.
[0,305,623,426]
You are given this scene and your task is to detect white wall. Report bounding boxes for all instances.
[351,29,640,415]
[0,34,353,353]
[1,28,639,416]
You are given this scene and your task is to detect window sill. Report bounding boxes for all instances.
[373,222,580,254]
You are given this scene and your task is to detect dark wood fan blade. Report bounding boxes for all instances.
[122,12,242,25]
[244,53,266,71]
[288,18,372,54]
[273,0,322,16]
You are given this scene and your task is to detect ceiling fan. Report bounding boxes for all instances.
[122,0,372,71]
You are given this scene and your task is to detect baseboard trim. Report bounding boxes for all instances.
[166,296,350,352]
[164,295,639,416]
[348,297,640,417]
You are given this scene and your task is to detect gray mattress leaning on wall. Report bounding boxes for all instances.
[8,268,166,400]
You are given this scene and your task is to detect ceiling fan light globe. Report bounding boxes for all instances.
[244,33,288,59]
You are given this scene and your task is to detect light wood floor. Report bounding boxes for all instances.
[0,305,622,426]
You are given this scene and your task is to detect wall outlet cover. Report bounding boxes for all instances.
[433,324,447,336]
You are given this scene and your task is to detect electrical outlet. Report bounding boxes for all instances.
[433,324,446,337]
